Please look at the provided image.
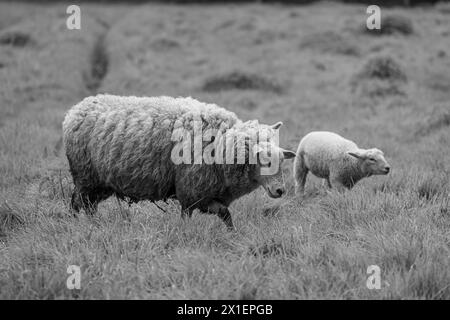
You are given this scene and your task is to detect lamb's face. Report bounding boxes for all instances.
[253,142,296,198]
[349,148,390,176]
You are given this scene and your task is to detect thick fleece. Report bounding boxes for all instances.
[63,94,292,229]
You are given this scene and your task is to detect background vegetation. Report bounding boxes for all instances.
[4,0,443,6]
[0,1,449,299]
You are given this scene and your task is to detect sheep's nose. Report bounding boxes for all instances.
[276,187,284,196]
[384,166,390,173]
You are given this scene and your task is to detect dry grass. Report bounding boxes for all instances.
[0,2,449,299]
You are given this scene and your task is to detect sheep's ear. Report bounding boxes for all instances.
[282,149,296,159]
[271,121,283,130]
[348,150,365,159]
[252,144,265,156]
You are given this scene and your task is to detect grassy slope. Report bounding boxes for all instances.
[0,2,449,299]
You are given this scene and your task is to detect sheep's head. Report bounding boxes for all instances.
[348,148,390,176]
[251,123,296,198]
[221,121,295,198]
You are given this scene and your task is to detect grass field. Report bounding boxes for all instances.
[0,1,449,299]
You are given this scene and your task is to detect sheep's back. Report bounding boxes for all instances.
[300,131,358,176]
[63,94,239,200]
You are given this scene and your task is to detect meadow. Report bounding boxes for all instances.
[0,1,449,299]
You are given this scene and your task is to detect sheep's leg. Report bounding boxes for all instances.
[217,208,234,231]
[70,190,82,215]
[294,153,308,195]
[79,192,99,215]
[207,201,235,231]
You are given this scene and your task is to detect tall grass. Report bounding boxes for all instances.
[0,2,449,299]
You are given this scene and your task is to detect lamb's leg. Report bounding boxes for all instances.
[79,187,113,215]
[71,187,97,214]
[329,175,346,192]
[294,153,308,195]
[326,178,332,189]
[206,201,235,231]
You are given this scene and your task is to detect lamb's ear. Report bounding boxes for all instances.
[282,149,296,159]
[271,121,283,130]
[348,150,365,159]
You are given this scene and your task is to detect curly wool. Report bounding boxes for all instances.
[63,94,274,216]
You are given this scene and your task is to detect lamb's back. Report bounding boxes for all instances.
[300,131,358,175]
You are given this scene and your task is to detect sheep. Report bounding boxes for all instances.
[293,131,390,194]
[63,94,296,230]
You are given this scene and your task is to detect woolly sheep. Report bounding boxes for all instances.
[293,131,390,194]
[63,94,296,230]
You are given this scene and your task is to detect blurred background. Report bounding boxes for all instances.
[0,0,449,299]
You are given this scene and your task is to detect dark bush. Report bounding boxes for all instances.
[0,31,34,47]
[300,31,360,56]
[351,55,407,98]
[202,71,284,94]
[365,14,414,36]
[354,55,407,82]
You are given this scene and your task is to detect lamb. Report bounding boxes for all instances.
[293,131,390,194]
[63,94,296,230]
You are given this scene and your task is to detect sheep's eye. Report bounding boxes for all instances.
[369,158,376,162]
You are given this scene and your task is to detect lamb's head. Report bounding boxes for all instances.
[252,140,296,198]
[348,148,390,176]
